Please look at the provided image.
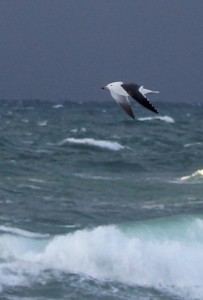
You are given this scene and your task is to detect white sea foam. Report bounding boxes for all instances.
[59,138,125,151]
[18,184,42,190]
[180,169,203,182]
[74,173,121,181]
[52,104,63,109]
[21,119,29,123]
[0,226,49,238]
[38,120,48,126]
[1,217,203,299]
[138,115,175,123]
[70,127,87,133]
[184,142,202,148]
[28,178,47,183]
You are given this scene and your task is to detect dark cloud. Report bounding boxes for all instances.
[0,0,202,102]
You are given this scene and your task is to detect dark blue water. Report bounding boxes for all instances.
[0,100,203,300]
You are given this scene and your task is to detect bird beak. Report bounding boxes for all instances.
[101,85,107,90]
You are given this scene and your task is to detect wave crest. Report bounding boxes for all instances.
[1,216,203,299]
[180,169,203,182]
[138,115,175,123]
[59,138,125,151]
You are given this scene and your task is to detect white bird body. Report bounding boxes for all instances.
[102,81,159,119]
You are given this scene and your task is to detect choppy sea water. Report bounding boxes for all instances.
[0,100,203,300]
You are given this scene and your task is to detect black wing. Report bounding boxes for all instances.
[121,83,158,114]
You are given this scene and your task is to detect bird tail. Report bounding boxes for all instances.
[145,89,159,95]
[140,87,159,95]
[150,90,159,94]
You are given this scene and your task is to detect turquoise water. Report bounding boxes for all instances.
[0,100,203,299]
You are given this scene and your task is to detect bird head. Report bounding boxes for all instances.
[101,82,123,90]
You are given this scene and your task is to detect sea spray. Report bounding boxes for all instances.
[1,216,203,299]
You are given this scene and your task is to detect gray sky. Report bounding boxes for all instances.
[0,0,202,103]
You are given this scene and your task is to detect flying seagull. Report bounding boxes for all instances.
[101,81,159,119]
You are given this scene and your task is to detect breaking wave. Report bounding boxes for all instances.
[138,115,175,123]
[180,169,203,182]
[59,138,125,151]
[1,215,203,299]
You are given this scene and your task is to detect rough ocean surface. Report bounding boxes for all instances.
[0,100,203,300]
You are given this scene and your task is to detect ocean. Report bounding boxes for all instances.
[0,99,203,300]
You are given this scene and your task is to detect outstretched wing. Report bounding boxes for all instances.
[110,90,135,119]
[121,83,158,114]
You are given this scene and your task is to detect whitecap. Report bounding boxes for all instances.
[28,178,46,183]
[18,184,42,190]
[52,104,63,108]
[70,128,78,133]
[59,138,125,151]
[0,226,49,238]
[21,119,29,123]
[74,173,121,181]
[38,120,48,126]
[70,127,87,133]
[138,115,175,123]
[184,142,202,148]
[180,169,203,182]
[1,217,203,299]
